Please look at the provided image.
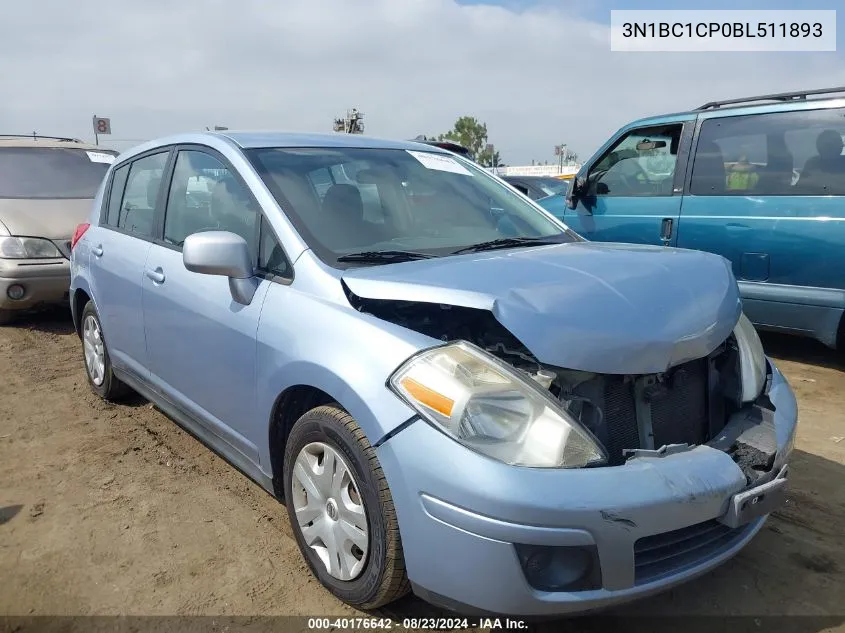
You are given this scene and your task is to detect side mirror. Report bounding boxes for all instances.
[183,231,259,305]
[565,176,588,211]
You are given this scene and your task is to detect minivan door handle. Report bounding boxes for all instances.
[145,267,166,284]
[660,218,674,246]
[92,245,103,257]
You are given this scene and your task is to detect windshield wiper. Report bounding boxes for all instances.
[336,250,436,264]
[451,236,562,255]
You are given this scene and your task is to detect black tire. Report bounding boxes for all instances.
[0,309,15,326]
[283,405,410,609]
[80,301,130,401]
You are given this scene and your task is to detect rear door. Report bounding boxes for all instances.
[562,119,693,246]
[677,105,845,345]
[88,149,171,376]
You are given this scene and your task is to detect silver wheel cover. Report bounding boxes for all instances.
[291,441,369,581]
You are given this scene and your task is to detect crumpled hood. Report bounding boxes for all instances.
[341,242,742,375]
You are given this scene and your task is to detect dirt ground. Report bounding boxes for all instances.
[1,308,843,632]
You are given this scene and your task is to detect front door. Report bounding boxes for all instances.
[564,122,690,247]
[142,148,268,463]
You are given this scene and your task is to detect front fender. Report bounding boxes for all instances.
[254,281,436,473]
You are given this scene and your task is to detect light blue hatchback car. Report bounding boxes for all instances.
[69,131,798,616]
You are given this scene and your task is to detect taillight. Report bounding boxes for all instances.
[71,223,90,250]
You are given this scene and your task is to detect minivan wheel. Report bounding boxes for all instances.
[80,301,129,401]
[283,405,410,609]
[0,309,14,326]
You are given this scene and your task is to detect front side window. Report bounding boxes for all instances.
[690,107,845,196]
[246,147,577,267]
[115,152,169,239]
[163,150,260,257]
[589,124,683,198]
[0,147,117,199]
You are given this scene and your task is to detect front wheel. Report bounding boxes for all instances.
[283,405,409,609]
[0,309,15,326]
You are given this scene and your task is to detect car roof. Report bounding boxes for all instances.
[112,131,454,165]
[131,131,451,152]
[0,136,108,152]
[626,88,845,129]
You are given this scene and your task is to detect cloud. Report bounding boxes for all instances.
[2,0,844,163]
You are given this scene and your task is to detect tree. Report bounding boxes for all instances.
[437,116,503,166]
[477,147,504,168]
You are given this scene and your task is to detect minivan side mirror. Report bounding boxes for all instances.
[183,231,260,305]
[566,176,589,211]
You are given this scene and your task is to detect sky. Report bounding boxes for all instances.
[2,0,844,165]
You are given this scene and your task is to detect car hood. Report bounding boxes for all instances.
[341,242,742,375]
[0,198,94,240]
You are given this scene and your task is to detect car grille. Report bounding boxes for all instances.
[634,519,749,585]
[602,377,641,465]
[650,357,709,448]
[600,357,709,465]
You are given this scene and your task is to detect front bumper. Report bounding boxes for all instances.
[376,360,798,616]
[0,259,70,310]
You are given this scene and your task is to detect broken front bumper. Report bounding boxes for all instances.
[377,359,797,616]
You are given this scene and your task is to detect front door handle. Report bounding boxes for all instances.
[92,245,103,257]
[145,267,165,284]
[660,218,674,246]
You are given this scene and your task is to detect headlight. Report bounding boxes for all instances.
[0,236,62,259]
[388,341,607,468]
[733,312,767,403]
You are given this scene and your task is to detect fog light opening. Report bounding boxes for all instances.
[7,284,25,301]
[515,544,602,592]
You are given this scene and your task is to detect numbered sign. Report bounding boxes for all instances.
[92,116,112,135]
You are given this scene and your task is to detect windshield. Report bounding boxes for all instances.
[0,147,117,199]
[246,147,578,266]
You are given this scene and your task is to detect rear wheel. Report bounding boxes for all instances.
[283,405,410,609]
[81,301,129,401]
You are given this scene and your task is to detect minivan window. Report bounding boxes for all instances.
[690,108,845,196]
[589,124,683,198]
[0,147,116,199]
[246,147,577,265]
[163,150,260,255]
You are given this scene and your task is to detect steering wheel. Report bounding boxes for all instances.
[602,159,650,194]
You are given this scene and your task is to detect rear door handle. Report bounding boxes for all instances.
[145,267,165,284]
[660,218,674,245]
[92,245,103,257]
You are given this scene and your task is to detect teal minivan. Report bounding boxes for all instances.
[540,86,845,349]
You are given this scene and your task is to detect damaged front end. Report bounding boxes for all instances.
[346,288,781,487]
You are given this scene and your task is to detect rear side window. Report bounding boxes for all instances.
[0,147,116,199]
[690,107,845,196]
[106,152,169,239]
[106,165,129,226]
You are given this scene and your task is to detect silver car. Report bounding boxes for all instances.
[0,135,117,324]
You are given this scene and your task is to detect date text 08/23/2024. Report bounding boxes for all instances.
[306,617,530,630]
